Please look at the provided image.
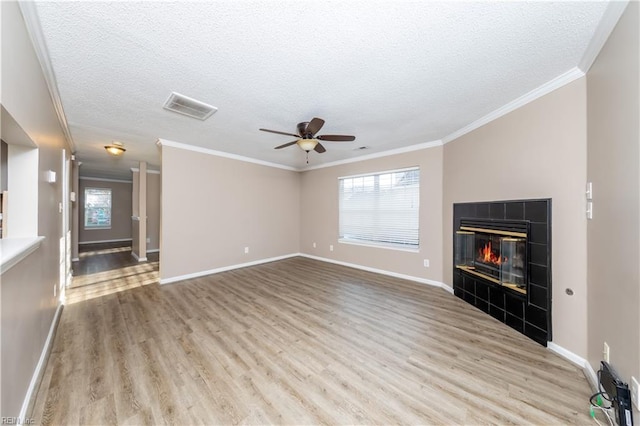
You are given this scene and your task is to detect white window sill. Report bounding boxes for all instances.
[1,236,45,275]
[338,238,420,253]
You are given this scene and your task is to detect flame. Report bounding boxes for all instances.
[478,241,506,266]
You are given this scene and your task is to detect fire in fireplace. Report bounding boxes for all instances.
[478,240,503,265]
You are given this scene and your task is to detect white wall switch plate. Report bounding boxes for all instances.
[146,237,151,243]
[631,376,639,409]
[603,342,610,363]
[313,242,316,248]
[329,245,334,251]
[423,259,430,267]
[244,247,249,254]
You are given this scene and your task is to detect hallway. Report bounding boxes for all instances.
[67,243,159,304]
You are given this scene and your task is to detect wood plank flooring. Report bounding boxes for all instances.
[66,243,159,304]
[31,256,594,425]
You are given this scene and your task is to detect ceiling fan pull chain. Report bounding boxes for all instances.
[306,151,309,164]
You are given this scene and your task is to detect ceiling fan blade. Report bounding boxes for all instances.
[317,134,356,141]
[259,128,301,138]
[306,117,325,136]
[274,140,298,149]
[314,142,326,153]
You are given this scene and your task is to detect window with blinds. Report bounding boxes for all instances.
[84,187,112,229]
[339,167,420,250]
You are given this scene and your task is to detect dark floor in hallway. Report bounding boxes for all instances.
[67,242,159,304]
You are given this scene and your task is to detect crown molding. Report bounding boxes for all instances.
[301,140,443,172]
[156,138,299,172]
[441,67,585,144]
[18,2,76,153]
[578,0,629,73]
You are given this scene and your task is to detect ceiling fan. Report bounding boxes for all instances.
[259,117,355,163]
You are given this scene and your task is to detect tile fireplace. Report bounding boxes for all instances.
[453,199,552,345]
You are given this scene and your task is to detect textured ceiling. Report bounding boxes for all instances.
[32,1,610,178]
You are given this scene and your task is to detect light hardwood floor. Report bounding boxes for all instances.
[32,255,593,425]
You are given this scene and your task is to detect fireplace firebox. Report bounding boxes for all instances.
[455,225,527,294]
[453,199,552,346]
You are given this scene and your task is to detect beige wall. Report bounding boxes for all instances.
[1,248,54,418]
[586,0,639,392]
[443,78,588,356]
[1,1,70,418]
[146,172,161,252]
[300,148,443,282]
[160,145,300,281]
[78,178,132,244]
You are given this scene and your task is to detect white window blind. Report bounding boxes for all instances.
[84,188,112,229]
[339,167,420,249]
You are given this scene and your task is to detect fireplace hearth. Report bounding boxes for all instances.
[453,199,552,346]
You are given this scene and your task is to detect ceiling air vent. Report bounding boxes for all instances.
[162,92,217,121]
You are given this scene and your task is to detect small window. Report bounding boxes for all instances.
[84,188,112,229]
[339,167,420,250]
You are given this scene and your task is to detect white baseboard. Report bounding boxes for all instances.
[441,284,454,294]
[159,253,300,285]
[547,342,598,391]
[299,253,450,293]
[584,362,598,391]
[19,303,63,423]
[131,252,147,262]
[159,253,450,292]
[146,249,159,254]
[79,238,132,245]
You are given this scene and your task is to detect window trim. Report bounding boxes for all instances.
[337,166,420,181]
[338,237,420,253]
[338,166,420,251]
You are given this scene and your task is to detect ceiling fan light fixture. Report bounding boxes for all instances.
[105,141,126,156]
[297,138,318,151]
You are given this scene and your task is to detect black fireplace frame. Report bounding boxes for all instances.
[453,199,552,346]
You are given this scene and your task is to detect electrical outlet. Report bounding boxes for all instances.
[313,242,316,248]
[423,259,430,268]
[244,247,249,254]
[603,342,610,363]
[329,245,334,252]
[631,376,639,409]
